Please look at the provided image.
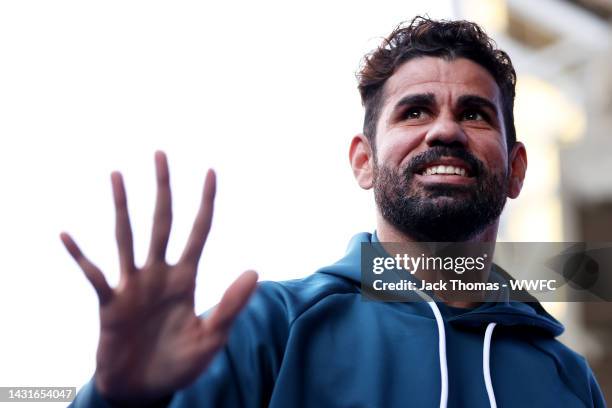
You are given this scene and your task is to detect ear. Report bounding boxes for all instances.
[349,133,375,190]
[507,141,527,199]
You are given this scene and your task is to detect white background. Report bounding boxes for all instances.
[0,1,454,405]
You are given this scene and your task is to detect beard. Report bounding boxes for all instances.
[373,146,509,242]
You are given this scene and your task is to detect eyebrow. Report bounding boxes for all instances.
[391,93,436,114]
[389,92,500,122]
[456,95,498,116]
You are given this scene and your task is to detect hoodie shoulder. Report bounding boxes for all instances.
[244,231,372,325]
[528,336,606,407]
[252,271,359,326]
[177,273,359,408]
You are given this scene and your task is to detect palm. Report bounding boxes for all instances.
[61,152,258,402]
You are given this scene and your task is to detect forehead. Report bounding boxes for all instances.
[381,56,501,111]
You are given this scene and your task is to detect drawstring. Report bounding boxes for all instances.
[426,300,448,408]
[483,322,497,408]
[424,300,498,408]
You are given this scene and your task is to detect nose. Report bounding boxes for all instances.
[424,115,468,147]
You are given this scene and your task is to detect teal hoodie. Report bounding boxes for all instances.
[71,232,606,407]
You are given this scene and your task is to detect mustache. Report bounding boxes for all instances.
[403,146,485,177]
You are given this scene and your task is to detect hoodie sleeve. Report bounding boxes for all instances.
[69,281,291,408]
[170,281,290,407]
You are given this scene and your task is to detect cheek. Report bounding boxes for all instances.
[375,128,424,167]
[478,142,509,174]
[466,130,508,167]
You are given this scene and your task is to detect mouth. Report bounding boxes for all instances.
[413,158,475,185]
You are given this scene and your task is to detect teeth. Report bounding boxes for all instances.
[423,165,468,176]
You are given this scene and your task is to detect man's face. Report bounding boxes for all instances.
[371,56,513,241]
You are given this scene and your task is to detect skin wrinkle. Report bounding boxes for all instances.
[350,56,527,246]
[380,60,509,179]
[379,62,507,146]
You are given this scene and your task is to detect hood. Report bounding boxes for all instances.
[317,232,564,337]
[317,232,567,408]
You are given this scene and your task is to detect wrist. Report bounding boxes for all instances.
[94,374,173,408]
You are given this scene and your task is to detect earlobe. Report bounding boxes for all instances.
[349,134,375,190]
[507,141,527,199]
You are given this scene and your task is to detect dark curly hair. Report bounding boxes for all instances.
[357,16,517,151]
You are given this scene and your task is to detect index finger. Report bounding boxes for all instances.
[179,169,216,266]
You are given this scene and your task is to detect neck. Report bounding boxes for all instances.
[375,213,499,308]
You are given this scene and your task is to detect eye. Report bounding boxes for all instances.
[403,107,429,120]
[461,109,488,121]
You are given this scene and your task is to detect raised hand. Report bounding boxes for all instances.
[61,151,258,403]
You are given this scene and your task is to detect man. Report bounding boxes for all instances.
[66,16,606,407]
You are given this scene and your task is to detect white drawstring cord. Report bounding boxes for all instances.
[424,300,448,408]
[483,322,497,408]
[418,288,498,408]
[424,297,498,408]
